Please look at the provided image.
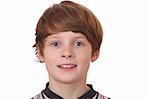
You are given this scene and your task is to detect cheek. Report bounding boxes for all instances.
[76,47,92,60]
[43,47,58,57]
[77,54,91,74]
[44,54,58,63]
[44,54,58,73]
[77,51,92,65]
[43,49,58,65]
[82,55,91,64]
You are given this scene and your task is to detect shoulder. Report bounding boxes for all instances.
[87,84,111,99]
[98,94,111,99]
[30,92,45,99]
[93,92,111,99]
[30,92,111,99]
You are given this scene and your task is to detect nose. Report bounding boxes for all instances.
[61,46,74,59]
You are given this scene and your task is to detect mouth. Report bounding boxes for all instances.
[57,64,77,70]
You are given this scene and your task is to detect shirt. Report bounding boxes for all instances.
[31,82,110,99]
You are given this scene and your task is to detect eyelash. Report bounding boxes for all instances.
[50,41,61,47]
[50,41,85,48]
[74,41,84,47]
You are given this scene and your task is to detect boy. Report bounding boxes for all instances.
[32,1,110,99]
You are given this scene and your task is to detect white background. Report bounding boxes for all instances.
[0,0,149,99]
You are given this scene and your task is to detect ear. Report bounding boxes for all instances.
[36,48,45,63]
[91,50,99,62]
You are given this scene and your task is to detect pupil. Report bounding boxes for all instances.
[54,42,58,46]
[77,42,80,46]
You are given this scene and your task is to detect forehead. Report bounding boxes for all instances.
[46,31,86,40]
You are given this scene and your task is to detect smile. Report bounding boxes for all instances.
[57,64,77,69]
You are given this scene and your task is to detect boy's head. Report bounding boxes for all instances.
[33,1,103,57]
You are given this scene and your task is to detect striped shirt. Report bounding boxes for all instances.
[31,83,110,99]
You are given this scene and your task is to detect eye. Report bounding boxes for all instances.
[50,41,61,47]
[74,41,84,47]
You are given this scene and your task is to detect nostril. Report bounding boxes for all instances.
[62,55,72,58]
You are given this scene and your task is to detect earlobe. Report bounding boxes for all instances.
[36,48,45,63]
[37,55,45,63]
[91,51,99,62]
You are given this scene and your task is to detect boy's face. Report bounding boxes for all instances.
[38,31,99,84]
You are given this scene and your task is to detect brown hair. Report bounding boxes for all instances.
[33,1,103,56]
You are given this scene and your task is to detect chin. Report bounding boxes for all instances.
[56,75,80,84]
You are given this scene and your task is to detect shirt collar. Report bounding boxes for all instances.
[42,82,97,99]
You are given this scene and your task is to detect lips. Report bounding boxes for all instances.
[57,64,77,69]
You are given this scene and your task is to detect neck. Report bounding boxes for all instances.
[48,80,90,99]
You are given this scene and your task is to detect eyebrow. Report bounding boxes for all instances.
[71,36,87,39]
[46,35,86,40]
